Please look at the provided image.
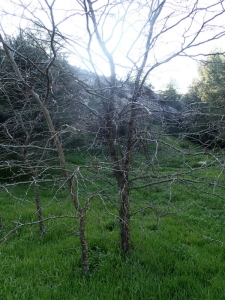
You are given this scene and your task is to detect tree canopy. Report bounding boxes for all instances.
[182,52,225,147]
[190,53,225,104]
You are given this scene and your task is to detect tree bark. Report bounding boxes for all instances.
[34,180,45,235]
[78,208,89,274]
[119,182,131,253]
[0,215,3,231]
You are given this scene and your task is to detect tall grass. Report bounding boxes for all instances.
[1,142,225,299]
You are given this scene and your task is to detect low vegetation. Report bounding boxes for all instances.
[1,140,225,299]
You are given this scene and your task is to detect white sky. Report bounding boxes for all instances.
[1,0,225,93]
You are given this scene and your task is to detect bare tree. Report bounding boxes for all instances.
[0,26,92,273]
[73,0,225,253]
[1,0,225,266]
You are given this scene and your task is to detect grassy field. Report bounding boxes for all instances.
[1,140,225,299]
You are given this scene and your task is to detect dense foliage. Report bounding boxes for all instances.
[192,53,225,104]
[178,53,225,147]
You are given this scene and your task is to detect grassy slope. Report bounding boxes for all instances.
[1,142,225,299]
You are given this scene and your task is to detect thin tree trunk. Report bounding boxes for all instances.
[119,183,131,253]
[78,208,89,274]
[0,214,3,231]
[34,181,45,235]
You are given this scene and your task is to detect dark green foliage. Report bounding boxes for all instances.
[183,101,225,148]
[182,52,225,148]
[0,31,82,146]
[158,81,184,135]
[193,52,225,104]
[159,80,183,111]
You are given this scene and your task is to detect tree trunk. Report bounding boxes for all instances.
[34,181,45,235]
[78,208,89,274]
[0,214,3,231]
[119,182,131,254]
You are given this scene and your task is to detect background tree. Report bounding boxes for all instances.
[193,53,225,104]
[160,80,182,111]
[183,52,225,147]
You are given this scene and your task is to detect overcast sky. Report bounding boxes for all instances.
[1,0,225,93]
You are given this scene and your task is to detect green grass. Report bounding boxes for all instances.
[1,142,225,299]
[1,210,225,299]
